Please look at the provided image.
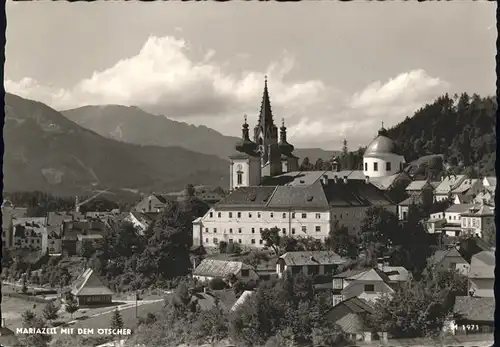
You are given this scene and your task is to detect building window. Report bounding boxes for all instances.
[237,171,243,185]
[291,266,301,274]
[209,212,213,218]
[386,162,391,171]
[241,269,249,277]
[251,228,255,234]
[307,265,319,275]
[249,212,252,218]
[257,212,261,218]
[282,228,287,234]
[238,239,242,243]
[213,238,219,244]
[238,228,242,233]
[205,228,209,233]
[237,212,241,218]
[229,212,233,218]
[259,239,263,244]
[229,228,233,233]
[218,212,222,218]
[325,265,335,274]
[333,295,343,306]
[373,162,378,171]
[315,213,321,219]
[229,239,233,243]
[302,213,307,219]
[270,213,274,218]
[251,239,256,244]
[292,228,296,234]
[214,228,217,233]
[364,284,375,292]
[315,226,321,232]
[302,226,307,233]
[282,213,287,219]
[291,213,296,218]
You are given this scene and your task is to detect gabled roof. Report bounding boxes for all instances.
[453,296,494,322]
[193,259,253,278]
[428,247,467,267]
[398,195,423,206]
[450,178,480,194]
[266,181,330,210]
[469,251,494,279]
[381,266,410,282]
[482,176,496,187]
[461,205,494,217]
[71,268,113,296]
[445,203,479,214]
[434,175,466,195]
[405,180,431,191]
[326,297,374,333]
[279,251,346,266]
[369,174,400,191]
[322,180,395,207]
[231,290,255,311]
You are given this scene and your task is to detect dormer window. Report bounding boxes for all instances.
[237,171,243,185]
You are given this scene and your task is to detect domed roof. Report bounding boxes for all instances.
[364,127,398,156]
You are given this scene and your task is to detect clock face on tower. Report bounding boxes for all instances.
[237,164,242,170]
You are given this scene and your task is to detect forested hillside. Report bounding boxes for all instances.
[387,93,496,176]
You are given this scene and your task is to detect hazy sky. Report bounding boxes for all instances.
[5,1,496,150]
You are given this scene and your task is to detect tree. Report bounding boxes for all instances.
[189,305,229,345]
[20,314,52,347]
[218,241,228,254]
[65,295,79,319]
[340,139,351,170]
[110,309,124,330]
[483,222,496,248]
[22,310,36,326]
[42,301,59,322]
[261,227,281,254]
[359,206,401,261]
[79,240,95,259]
[299,157,312,171]
[21,275,28,294]
[226,241,241,254]
[325,221,359,258]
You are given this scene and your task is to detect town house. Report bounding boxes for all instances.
[468,250,494,298]
[428,247,470,276]
[70,268,113,306]
[193,259,259,284]
[433,175,467,202]
[276,251,347,278]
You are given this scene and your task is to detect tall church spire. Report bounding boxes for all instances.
[255,76,277,139]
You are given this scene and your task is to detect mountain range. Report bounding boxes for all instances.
[4,93,229,197]
[61,105,336,161]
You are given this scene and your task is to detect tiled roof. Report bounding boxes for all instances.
[461,205,494,217]
[71,268,113,296]
[428,248,466,267]
[326,297,374,333]
[451,178,480,194]
[405,180,430,191]
[193,259,252,278]
[231,290,255,311]
[266,181,330,210]
[77,234,103,241]
[398,195,422,206]
[323,180,395,207]
[381,266,410,282]
[215,186,277,209]
[369,174,400,191]
[445,203,479,213]
[483,176,496,187]
[453,296,494,322]
[280,251,346,266]
[469,251,494,279]
[333,268,368,279]
[434,175,466,194]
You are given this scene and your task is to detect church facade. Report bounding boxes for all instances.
[193,78,408,250]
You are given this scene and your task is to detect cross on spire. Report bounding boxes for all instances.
[281,118,285,127]
[381,121,384,128]
[244,114,247,124]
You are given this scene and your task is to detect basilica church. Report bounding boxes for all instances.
[192,78,411,249]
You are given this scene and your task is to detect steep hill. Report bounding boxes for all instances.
[387,93,496,176]
[61,105,335,161]
[4,93,229,196]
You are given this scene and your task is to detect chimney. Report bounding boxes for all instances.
[343,176,348,184]
[365,176,370,184]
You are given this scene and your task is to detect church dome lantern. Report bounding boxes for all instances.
[278,118,295,155]
[235,115,258,154]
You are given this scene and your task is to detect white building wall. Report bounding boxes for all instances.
[363,154,405,178]
[230,157,261,191]
[198,208,331,248]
